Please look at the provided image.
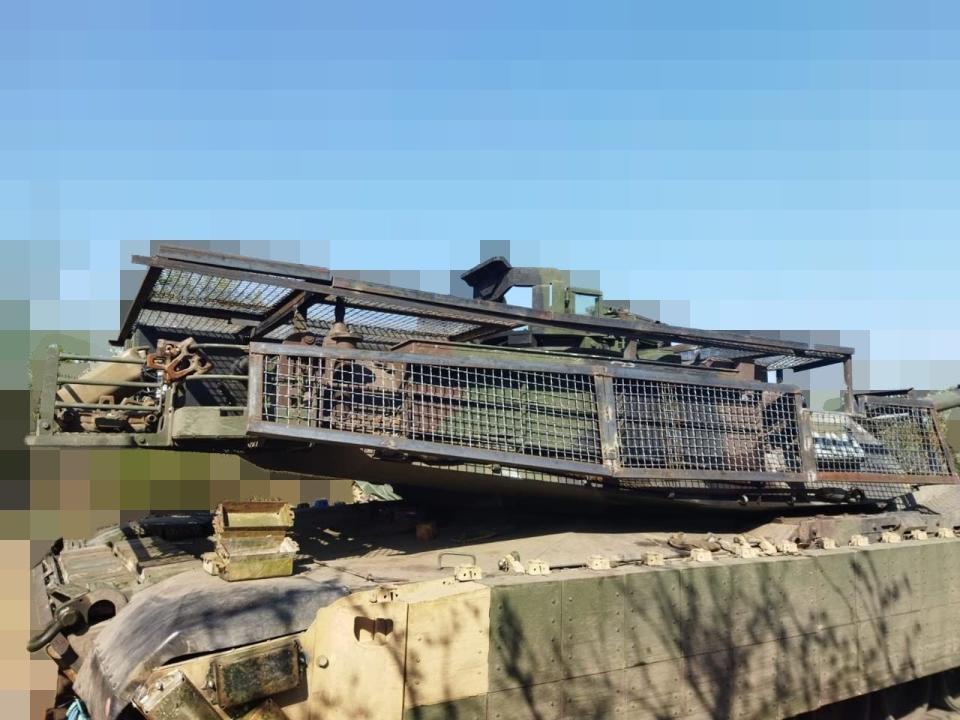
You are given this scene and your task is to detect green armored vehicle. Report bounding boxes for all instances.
[27,246,960,719]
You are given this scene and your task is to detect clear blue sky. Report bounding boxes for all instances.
[4,1,960,393]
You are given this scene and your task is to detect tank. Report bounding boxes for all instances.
[26,246,960,720]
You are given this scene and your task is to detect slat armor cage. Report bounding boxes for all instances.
[247,343,956,485]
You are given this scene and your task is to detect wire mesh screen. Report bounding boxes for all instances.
[260,353,602,464]
[613,379,802,473]
[864,403,951,475]
[405,364,601,462]
[252,346,955,484]
[810,406,952,476]
[151,268,294,314]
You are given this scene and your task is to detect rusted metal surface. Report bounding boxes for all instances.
[210,637,301,708]
[146,337,213,382]
[116,246,853,369]
[247,343,955,489]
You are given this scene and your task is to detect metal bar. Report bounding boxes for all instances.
[613,468,802,483]
[781,356,843,373]
[310,285,518,330]
[929,408,960,477]
[251,290,319,338]
[816,471,956,486]
[249,342,799,393]
[593,375,620,472]
[26,434,140,448]
[155,244,333,283]
[247,353,265,424]
[182,374,248,382]
[390,340,744,378]
[37,345,60,435]
[54,402,159,412]
[842,358,855,413]
[132,252,852,358]
[131,255,319,295]
[860,395,936,409]
[796,403,818,480]
[133,255,516,336]
[193,343,250,351]
[56,378,160,389]
[247,419,611,478]
[59,354,144,364]
[141,300,266,323]
[133,249,854,361]
[112,266,161,346]
[449,325,514,343]
[332,276,855,359]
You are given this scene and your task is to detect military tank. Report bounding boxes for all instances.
[26,245,960,719]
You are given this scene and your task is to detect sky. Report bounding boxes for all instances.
[4,1,960,393]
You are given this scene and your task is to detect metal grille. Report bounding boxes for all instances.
[757,355,822,372]
[811,407,951,476]
[405,364,600,462]
[251,345,955,486]
[614,379,802,473]
[863,403,951,475]
[151,268,294,314]
[136,309,244,336]
[261,354,601,464]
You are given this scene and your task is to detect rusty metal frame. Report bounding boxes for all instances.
[593,374,620,472]
[28,347,183,449]
[244,342,959,486]
[114,265,161,346]
[247,342,794,392]
[859,394,959,479]
[36,345,60,437]
[795,399,819,484]
[121,253,517,343]
[117,246,855,368]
